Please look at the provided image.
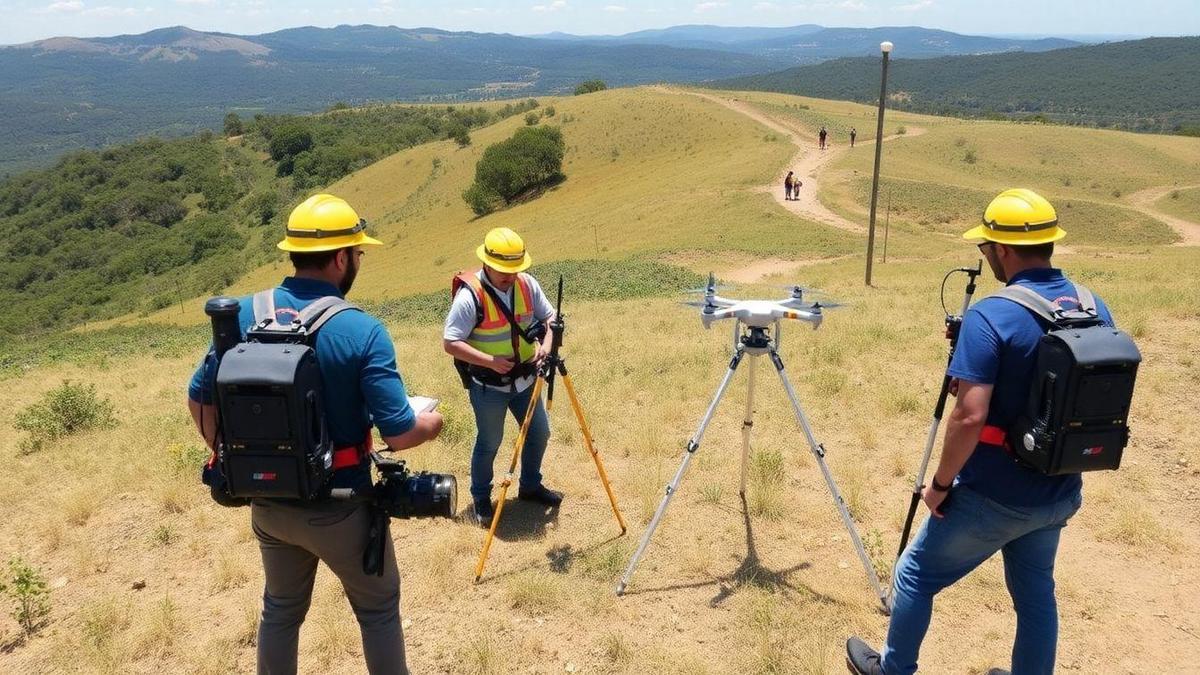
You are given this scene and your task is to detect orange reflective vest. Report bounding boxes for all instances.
[451,270,538,364]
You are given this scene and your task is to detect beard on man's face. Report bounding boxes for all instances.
[339,251,359,295]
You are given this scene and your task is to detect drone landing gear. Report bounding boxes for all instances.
[616,322,889,612]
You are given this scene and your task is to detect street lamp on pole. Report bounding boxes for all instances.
[865,40,893,287]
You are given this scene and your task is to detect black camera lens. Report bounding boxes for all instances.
[383,471,457,519]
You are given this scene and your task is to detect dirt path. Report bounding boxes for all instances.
[674,89,925,234]
[1125,184,1200,246]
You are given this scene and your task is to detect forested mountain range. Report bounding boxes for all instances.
[716,37,1200,134]
[0,23,1086,173]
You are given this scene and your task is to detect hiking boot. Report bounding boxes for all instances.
[845,636,884,675]
[518,484,563,506]
[472,499,495,527]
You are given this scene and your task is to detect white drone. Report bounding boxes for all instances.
[685,272,840,329]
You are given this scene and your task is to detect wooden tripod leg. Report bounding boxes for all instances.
[560,371,627,535]
[474,376,546,582]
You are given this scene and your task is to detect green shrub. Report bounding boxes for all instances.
[524,112,540,126]
[462,126,565,213]
[574,79,607,95]
[13,380,116,452]
[0,556,51,636]
[544,106,556,117]
[222,112,244,137]
[963,149,977,164]
[462,182,503,217]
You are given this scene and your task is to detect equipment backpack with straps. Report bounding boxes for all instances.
[995,283,1141,475]
[209,290,360,501]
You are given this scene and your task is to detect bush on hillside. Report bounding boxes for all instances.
[574,80,607,95]
[222,112,244,137]
[0,556,51,637]
[13,380,116,453]
[462,126,565,216]
[525,112,540,126]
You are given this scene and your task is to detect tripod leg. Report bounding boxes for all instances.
[769,350,890,610]
[898,372,952,561]
[616,350,745,596]
[558,366,628,535]
[739,355,758,497]
[474,376,546,582]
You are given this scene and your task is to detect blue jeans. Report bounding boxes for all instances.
[883,485,1083,675]
[468,382,550,504]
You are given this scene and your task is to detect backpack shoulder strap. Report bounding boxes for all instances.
[1073,284,1097,313]
[992,285,1061,324]
[252,289,277,325]
[297,297,360,336]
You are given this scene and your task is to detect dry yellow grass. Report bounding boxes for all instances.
[2,86,1199,673]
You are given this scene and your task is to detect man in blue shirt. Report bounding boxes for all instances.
[187,194,442,675]
[848,189,1113,675]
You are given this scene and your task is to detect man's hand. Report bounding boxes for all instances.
[923,486,948,518]
[490,355,515,374]
[533,341,550,366]
[381,410,443,451]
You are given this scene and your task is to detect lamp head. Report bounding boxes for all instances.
[880,41,894,54]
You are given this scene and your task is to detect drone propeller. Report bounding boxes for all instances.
[810,300,848,310]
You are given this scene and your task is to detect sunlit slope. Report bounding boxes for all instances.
[233,86,854,303]
[721,89,1199,246]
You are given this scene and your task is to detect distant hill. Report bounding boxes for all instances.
[714,37,1200,134]
[0,24,777,174]
[530,24,1078,61]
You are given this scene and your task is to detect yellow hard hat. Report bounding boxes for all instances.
[277,194,383,252]
[476,227,532,273]
[962,188,1066,246]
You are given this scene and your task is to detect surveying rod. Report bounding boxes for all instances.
[544,275,565,410]
[895,260,982,561]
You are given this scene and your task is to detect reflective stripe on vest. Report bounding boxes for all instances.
[456,272,537,363]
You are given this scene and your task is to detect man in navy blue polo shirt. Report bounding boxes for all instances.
[187,194,442,675]
[848,189,1114,675]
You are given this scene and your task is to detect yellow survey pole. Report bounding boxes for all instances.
[561,372,627,534]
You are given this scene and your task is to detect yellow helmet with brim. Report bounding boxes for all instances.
[962,188,1066,246]
[278,194,383,253]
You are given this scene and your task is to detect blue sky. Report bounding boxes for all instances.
[2,0,1197,44]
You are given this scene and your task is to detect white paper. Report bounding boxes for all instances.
[407,395,439,414]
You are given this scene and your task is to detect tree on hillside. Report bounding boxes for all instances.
[223,113,244,137]
[268,124,314,176]
[463,126,565,216]
[574,80,607,95]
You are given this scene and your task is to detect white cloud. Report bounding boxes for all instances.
[694,1,728,12]
[894,0,933,10]
[602,4,626,11]
[752,1,779,10]
[83,4,139,16]
[531,0,567,12]
[40,0,84,12]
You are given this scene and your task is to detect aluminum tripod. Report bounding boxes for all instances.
[616,321,889,610]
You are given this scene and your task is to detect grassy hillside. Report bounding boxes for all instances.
[1155,186,1200,222]
[2,87,1199,673]
[715,37,1200,134]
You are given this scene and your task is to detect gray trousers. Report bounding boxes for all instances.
[250,499,407,674]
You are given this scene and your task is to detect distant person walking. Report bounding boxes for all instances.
[784,171,795,201]
[819,126,828,150]
[850,128,857,148]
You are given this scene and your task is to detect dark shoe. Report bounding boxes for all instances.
[986,670,1011,675]
[472,499,495,527]
[518,484,563,506]
[846,636,884,675]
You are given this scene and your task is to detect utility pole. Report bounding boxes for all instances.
[865,40,893,287]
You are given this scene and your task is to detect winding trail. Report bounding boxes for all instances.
[675,89,925,234]
[1125,184,1200,246]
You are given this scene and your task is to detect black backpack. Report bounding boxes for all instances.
[207,291,359,501]
[995,284,1141,475]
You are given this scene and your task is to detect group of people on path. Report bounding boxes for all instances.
[818,125,856,150]
[783,170,802,201]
